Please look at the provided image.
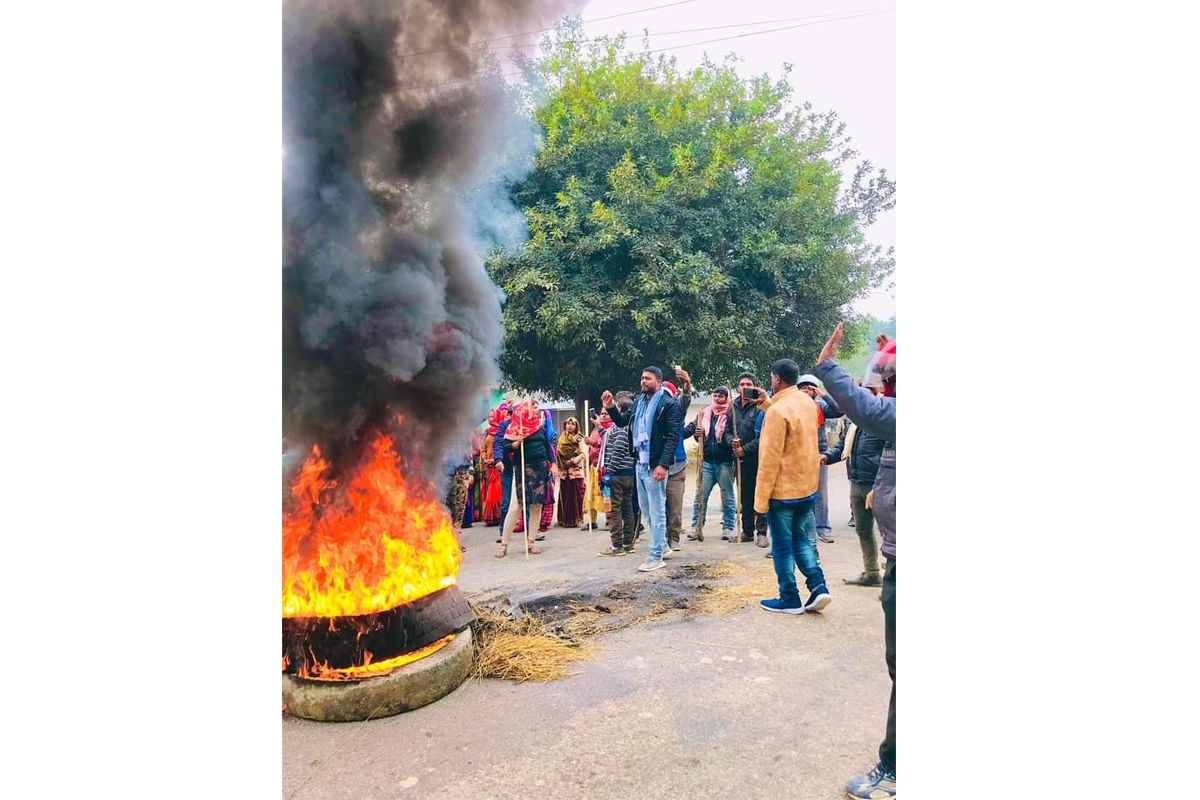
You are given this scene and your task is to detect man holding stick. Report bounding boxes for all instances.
[732,372,770,547]
[602,367,681,573]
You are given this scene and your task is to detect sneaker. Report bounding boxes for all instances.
[759,597,804,615]
[662,546,674,559]
[844,572,883,587]
[622,547,635,555]
[599,546,627,557]
[845,762,895,798]
[804,590,832,613]
[846,516,856,528]
[686,531,703,541]
[637,557,666,572]
[755,534,768,548]
[720,530,732,541]
[817,532,835,544]
[738,534,754,543]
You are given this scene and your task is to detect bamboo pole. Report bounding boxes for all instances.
[695,404,706,541]
[520,438,529,560]
[732,393,742,545]
[583,400,592,532]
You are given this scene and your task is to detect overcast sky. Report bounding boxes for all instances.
[568,0,896,319]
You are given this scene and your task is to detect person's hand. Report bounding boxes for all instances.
[694,428,703,442]
[550,464,558,478]
[653,465,668,481]
[865,490,873,509]
[875,333,890,351]
[817,322,844,365]
[733,438,744,458]
[496,462,505,473]
[820,454,827,465]
[601,390,615,407]
[675,366,691,389]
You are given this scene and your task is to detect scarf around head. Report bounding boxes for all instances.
[487,402,511,435]
[504,400,544,440]
[702,402,729,440]
[557,417,583,461]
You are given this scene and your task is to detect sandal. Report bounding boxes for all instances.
[494,544,508,558]
[527,544,542,555]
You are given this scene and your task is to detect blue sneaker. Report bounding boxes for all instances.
[759,597,804,615]
[804,589,832,613]
[845,762,895,798]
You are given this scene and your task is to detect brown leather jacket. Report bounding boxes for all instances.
[753,385,821,513]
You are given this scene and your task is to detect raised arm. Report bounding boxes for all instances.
[814,360,895,442]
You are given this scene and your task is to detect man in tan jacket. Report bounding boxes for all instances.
[753,358,832,615]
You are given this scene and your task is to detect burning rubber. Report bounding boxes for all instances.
[282,627,473,722]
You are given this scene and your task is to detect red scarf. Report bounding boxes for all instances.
[504,400,544,440]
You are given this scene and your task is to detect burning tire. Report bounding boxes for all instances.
[282,627,473,722]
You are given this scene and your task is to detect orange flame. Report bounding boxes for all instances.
[282,432,462,619]
[297,634,455,682]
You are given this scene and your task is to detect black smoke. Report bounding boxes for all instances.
[282,0,577,478]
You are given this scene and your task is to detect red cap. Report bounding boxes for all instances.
[662,381,678,398]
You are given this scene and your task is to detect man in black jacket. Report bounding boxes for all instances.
[602,366,681,573]
[824,413,886,586]
[732,372,770,547]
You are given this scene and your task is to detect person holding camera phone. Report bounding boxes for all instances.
[732,372,770,547]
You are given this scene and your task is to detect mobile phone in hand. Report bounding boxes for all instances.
[741,386,762,401]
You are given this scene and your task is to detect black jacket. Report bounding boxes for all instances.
[824,420,884,486]
[606,391,681,470]
[732,398,764,462]
[502,427,552,466]
[683,411,735,464]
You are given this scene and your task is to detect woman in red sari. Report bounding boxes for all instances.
[481,402,510,526]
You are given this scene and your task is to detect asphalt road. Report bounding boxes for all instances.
[283,462,891,800]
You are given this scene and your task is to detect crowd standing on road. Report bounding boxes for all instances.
[445,328,897,799]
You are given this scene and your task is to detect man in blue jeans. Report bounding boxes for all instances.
[683,386,737,540]
[602,367,681,573]
[752,358,832,615]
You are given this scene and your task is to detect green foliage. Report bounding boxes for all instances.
[487,23,895,396]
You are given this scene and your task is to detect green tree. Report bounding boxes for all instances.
[488,25,895,406]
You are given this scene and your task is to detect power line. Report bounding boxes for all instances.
[398,0,716,57]
[410,10,893,58]
[394,9,894,93]
[642,8,894,55]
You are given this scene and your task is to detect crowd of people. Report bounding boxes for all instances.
[442,327,897,799]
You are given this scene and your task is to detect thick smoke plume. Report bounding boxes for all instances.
[283,0,577,478]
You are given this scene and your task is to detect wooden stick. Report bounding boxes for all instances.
[583,400,592,533]
[731,394,742,545]
[696,405,706,540]
[520,438,529,560]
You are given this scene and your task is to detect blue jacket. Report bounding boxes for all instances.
[815,359,895,559]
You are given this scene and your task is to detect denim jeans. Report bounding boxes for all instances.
[814,462,829,539]
[635,462,668,559]
[696,461,736,531]
[766,498,828,604]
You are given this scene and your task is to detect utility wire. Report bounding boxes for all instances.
[394,8,894,93]
[399,0,717,57]
[412,10,893,57]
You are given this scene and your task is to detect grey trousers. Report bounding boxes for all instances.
[850,480,881,575]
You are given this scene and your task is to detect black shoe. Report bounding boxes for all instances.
[495,537,502,544]
[738,534,754,543]
[535,534,547,541]
[623,547,635,555]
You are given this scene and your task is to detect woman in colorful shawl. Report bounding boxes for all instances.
[496,399,555,558]
[555,417,587,527]
[583,408,613,528]
[481,402,510,526]
[515,403,558,538]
